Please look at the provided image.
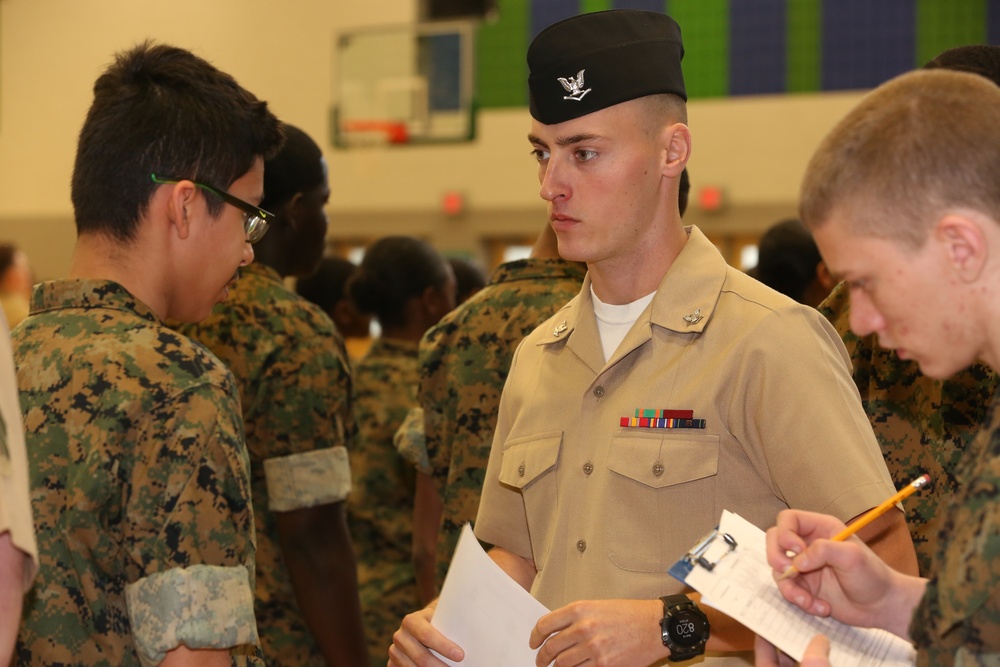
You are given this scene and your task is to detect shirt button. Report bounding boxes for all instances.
[576,540,587,553]
[593,385,606,398]
[518,463,525,477]
[652,463,664,477]
[583,462,594,475]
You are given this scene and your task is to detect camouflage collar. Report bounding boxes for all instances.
[30,279,159,323]
[490,258,588,287]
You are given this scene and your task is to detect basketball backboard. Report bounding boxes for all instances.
[332,20,476,147]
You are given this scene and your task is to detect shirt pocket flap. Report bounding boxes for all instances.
[608,435,719,489]
[499,432,563,490]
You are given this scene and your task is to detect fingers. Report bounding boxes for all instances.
[801,635,831,667]
[388,607,464,667]
[754,635,781,667]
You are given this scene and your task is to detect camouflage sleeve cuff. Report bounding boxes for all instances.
[394,407,432,474]
[125,564,258,667]
[264,446,351,512]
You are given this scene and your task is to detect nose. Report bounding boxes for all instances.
[848,291,884,338]
[241,242,254,266]
[539,157,568,203]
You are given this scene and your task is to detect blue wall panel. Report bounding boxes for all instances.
[730,0,786,95]
[822,0,916,90]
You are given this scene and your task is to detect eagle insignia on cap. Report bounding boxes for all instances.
[558,69,591,101]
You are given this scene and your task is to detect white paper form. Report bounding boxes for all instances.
[430,523,550,666]
[682,511,916,667]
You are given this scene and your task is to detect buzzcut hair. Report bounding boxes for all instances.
[799,69,1000,248]
[71,41,284,241]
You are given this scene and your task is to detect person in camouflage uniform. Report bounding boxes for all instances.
[403,224,585,600]
[12,43,283,666]
[178,125,368,667]
[347,236,455,666]
[758,69,1000,665]
[819,282,997,575]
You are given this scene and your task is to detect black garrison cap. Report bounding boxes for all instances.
[527,10,686,125]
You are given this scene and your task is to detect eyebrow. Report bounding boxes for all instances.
[528,133,605,148]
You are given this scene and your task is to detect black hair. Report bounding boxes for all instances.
[0,244,17,278]
[924,44,1000,86]
[678,167,690,217]
[753,219,821,303]
[71,41,284,241]
[448,256,487,304]
[348,236,451,329]
[296,256,358,313]
[262,124,325,211]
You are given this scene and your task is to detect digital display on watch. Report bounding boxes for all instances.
[666,609,709,647]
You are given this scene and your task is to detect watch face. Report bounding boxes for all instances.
[667,609,709,648]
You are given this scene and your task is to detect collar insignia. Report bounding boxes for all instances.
[558,69,591,101]
[552,320,568,337]
[683,309,703,325]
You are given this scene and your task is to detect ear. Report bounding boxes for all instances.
[163,180,200,241]
[935,213,987,283]
[662,123,691,178]
[284,192,305,231]
[815,261,837,292]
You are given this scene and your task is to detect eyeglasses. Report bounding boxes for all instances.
[150,173,273,243]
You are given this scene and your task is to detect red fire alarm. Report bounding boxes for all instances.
[698,185,725,212]
[442,191,464,217]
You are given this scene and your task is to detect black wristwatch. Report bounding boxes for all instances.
[660,594,710,662]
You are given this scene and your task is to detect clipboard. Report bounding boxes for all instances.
[669,510,916,667]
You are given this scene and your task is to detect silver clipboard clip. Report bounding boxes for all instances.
[668,527,739,581]
[684,529,737,572]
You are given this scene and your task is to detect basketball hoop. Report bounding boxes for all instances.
[340,119,411,146]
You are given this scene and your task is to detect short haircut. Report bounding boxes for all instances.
[348,236,450,329]
[799,69,1000,248]
[448,256,487,303]
[296,256,358,313]
[71,42,284,241]
[754,219,821,303]
[261,124,325,211]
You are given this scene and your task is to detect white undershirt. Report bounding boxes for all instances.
[591,286,655,363]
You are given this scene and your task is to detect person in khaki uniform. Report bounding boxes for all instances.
[389,10,915,667]
[13,43,283,666]
[0,311,38,666]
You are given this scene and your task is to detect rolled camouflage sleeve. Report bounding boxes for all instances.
[125,379,259,660]
[126,564,257,667]
[264,445,352,511]
[394,407,431,474]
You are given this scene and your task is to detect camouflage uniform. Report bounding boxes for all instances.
[178,262,354,667]
[820,282,998,575]
[419,258,586,589]
[909,390,1000,665]
[349,336,420,666]
[13,279,260,667]
[0,311,38,588]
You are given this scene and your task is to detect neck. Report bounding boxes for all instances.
[589,221,689,304]
[68,232,168,319]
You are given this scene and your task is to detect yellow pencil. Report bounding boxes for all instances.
[777,474,930,581]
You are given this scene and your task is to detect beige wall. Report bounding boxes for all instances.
[0,0,867,280]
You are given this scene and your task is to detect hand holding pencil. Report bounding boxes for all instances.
[777,474,930,581]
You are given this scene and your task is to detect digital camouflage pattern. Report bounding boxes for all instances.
[820,282,998,575]
[178,262,355,667]
[13,279,260,666]
[348,336,420,666]
[395,406,431,474]
[420,258,586,589]
[909,391,1000,665]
